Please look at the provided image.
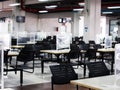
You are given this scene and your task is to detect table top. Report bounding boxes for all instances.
[11,45,24,49]
[40,49,70,54]
[40,49,86,54]
[8,51,19,56]
[71,75,120,90]
[97,48,115,52]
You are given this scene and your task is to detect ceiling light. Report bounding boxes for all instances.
[9,3,20,7]
[38,0,48,2]
[108,6,120,9]
[102,12,113,14]
[78,2,85,6]
[45,5,57,9]
[73,8,83,11]
[39,10,48,13]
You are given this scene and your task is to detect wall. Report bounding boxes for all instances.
[0,11,12,18]
[25,12,38,32]
[38,12,74,36]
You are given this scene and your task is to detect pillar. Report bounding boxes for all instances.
[84,0,101,43]
[71,12,80,37]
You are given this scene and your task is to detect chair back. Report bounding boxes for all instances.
[17,47,35,63]
[89,40,95,45]
[87,61,110,77]
[85,48,97,61]
[4,50,9,67]
[50,64,78,84]
[68,44,80,59]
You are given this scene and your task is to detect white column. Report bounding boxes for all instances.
[84,0,101,43]
[71,12,80,37]
[118,25,120,37]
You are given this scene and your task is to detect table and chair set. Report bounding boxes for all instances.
[3,42,116,90]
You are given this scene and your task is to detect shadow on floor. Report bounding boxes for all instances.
[9,83,88,90]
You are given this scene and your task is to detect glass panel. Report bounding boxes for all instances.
[109,19,118,41]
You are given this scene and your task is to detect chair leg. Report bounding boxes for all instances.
[32,59,35,73]
[41,61,44,73]
[51,81,54,90]
[76,85,78,90]
[20,69,23,86]
[83,64,86,78]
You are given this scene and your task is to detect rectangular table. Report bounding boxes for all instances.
[71,75,120,90]
[11,45,24,49]
[40,49,70,73]
[97,48,115,73]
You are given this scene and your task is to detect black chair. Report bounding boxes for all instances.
[89,40,95,48]
[14,45,35,73]
[89,40,95,45]
[11,38,17,45]
[85,48,97,61]
[3,49,10,75]
[49,64,78,90]
[66,44,80,65]
[86,61,110,78]
[3,50,23,86]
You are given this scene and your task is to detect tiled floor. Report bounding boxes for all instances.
[4,58,111,90]
[4,60,85,88]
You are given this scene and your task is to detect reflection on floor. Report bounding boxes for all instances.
[10,83,89,90]
[4,59,111,90]
[4,61,85,88]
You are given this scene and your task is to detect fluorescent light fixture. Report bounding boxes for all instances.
[78,2,85,6]
[9,3,20,7]
[102,12,113,14]
[73,8,83,11]
[38,0,48,2]
[39,10,48,13]
[108,6,120,9]
[45,5,57,9]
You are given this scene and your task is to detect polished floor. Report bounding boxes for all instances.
[3,58,111,90]
[10,83,89,90]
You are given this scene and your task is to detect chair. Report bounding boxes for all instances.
[4,50,23,86]
[49,64,78,90]
[66,44,80,65]
[89,40,95,48]
[86,61,110,78]
[89,40,95,45]
[14,45,35,73]
[4,49,10,75]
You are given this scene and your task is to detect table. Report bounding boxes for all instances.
[40,49,86,73]
[8,51,19,56]
[40,49,70,73]
[11,45,24,49]
[40,49,70,61]
[4,51,23,86]
[71,75,120,90]
[40,49,70,54]
[97,48,115,72]
[97,48,115,52]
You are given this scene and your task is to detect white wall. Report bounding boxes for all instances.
[38,12,73,36]
[25,12,38,32]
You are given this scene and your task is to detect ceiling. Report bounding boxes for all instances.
[20,0,120,15]
[2,0,120,16]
